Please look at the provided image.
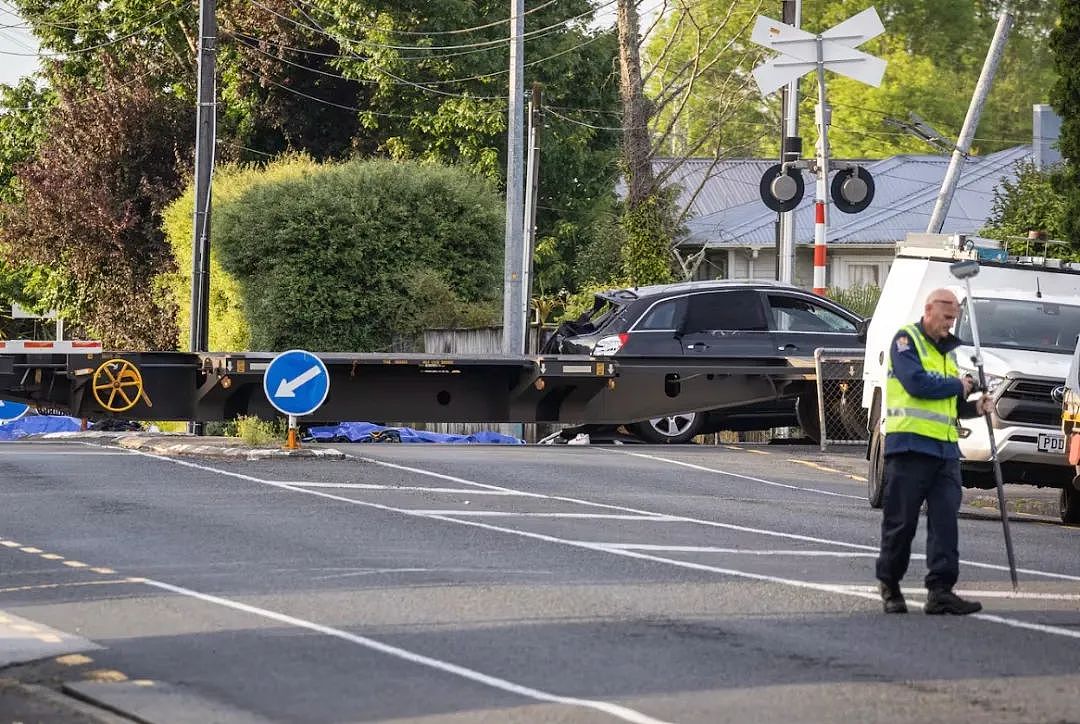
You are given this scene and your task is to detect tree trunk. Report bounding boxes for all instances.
[617,0,656,208]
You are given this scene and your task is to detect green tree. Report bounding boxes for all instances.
[0,59,192,349]
[980,162,1069,255]
[211,158,502,352]
[1051,0,1080,246]
[645,0,1057,160]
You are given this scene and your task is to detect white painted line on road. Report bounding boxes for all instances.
[0,451,135,456]
[0,580,135,594]
[596,449,865,500]
[282,482,524,496]
[121,449,1080,643]
[405,512,680,520]
[137,577,669,724]
[597,544,877,557]
[126,445,1080,585]
[836,585,1080,601]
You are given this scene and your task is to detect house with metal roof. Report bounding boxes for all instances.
[663,144,1031,289]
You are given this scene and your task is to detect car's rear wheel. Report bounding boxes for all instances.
[629,413,704,444]
[868,426,885,509]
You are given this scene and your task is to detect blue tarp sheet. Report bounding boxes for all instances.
[0,415,84,441]
[306,421,523,445]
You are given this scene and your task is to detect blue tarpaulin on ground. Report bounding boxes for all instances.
[0,415,84,441]
[306,421,523,445]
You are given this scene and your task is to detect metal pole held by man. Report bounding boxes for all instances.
[950,259,1019,589]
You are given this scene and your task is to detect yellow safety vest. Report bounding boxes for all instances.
[885,323,959,442]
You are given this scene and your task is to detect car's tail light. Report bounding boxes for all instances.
[592,333,629,356]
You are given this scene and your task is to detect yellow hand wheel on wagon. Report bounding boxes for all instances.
[92,359,150,413]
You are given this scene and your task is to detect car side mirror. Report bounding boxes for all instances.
[856,318,870,343]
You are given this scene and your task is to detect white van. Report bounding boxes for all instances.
[862,233,1080,522]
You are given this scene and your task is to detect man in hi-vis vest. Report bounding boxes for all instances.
[876,288,992,615]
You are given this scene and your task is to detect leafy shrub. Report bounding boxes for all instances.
[164,157,503,353]
[159,154,321,351]
[234,415,285,446]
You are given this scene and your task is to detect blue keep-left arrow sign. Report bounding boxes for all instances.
[263,350,330,417]
[0,399,30,424]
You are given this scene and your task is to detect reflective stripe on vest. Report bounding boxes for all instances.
[885,323,959,442]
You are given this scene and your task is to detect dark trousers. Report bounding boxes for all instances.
[875,452,962,591]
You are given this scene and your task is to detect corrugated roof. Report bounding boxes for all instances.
[664,146,1030,247]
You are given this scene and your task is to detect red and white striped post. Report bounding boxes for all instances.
[813,199,827,294]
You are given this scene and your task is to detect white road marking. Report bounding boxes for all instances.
[0,451,134,456]
[282,483,523,496]
[836,585,1080,601]
[597,544,877,557]
[119,448,1080,642]
[405,512,679,520]
[125,446,1080,584]
[0,580,136,594]
[597,448,865,500]
[137,578,668,724]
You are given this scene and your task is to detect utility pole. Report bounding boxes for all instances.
[927,11,1013,233]
[502,0,526,356]
[521,83,543,354]
[188,0,216,434]
[776,0,800,285]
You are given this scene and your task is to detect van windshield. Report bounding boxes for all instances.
[956,298,1080,354]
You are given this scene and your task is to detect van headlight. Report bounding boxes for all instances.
[959,367,1004,394]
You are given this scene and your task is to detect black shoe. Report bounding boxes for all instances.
[878,581,907,614]
[924,588,982,615]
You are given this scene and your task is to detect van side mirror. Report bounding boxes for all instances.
[856,318,870,343]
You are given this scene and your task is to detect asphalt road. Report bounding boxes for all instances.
[1,439,1079,723]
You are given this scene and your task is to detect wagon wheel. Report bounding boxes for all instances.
[92,359,147,413]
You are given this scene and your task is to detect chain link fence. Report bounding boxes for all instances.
[815,348,869,451]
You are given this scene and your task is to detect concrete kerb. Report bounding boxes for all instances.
[114,435,348,461]
[32,431,348,461]
[0,678,132,724]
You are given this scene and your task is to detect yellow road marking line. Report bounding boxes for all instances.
[848,474,868,482]
[12,623,39,632]
[1,541,20,547]
[723,445,742,451]
[90,567,115,574]
[56,654,94,666]
[19,546,42,553]
[746,449,771,456]
[787,459,844,474]
[40,553,64,560]
[63,561,89,568]
[86,670,128,683]
[36,634,62,643]
[132,680,155,687]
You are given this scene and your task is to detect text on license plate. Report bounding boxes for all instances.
[1037,433,1065,453]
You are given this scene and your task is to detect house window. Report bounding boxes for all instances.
[848,263,880,286]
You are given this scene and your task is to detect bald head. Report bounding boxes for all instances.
[923,288,960,341]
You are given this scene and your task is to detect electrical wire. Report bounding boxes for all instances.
[235,60,507,118]
[247,0,616,54]
[0,1,174,34]
[283,0,560,37]
[232,25,609,87]
[0,7,183,58]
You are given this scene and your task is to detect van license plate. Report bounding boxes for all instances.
[1037,433,1065,453]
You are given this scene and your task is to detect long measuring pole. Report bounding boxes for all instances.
[812,35,829,296]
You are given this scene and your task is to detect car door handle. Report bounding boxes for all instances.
[778,344,798,351]
[686,343,709,350]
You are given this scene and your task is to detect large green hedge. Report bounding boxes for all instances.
[161,156,502,352]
